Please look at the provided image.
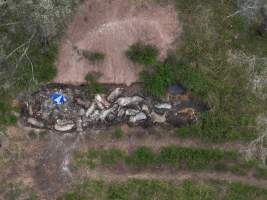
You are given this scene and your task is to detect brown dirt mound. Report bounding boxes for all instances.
[55,0,181,86]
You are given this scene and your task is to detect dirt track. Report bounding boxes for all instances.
[80,169,267,189]
[55,0,181,85]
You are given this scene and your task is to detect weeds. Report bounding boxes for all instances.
[126,42,158,66]
[170,0,267,142]
[62,179,267,200]
[74,146,249,172]
[0,101,17,126]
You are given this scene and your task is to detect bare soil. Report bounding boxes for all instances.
[55,0,181,86]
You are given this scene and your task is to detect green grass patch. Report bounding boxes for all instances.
[112,127,124,139]
[74,146,250,173]
[0,101,17,126]
[126,42,159,66]
[62,179,267,200]
[141,62,175,97]
[126,147,157,167]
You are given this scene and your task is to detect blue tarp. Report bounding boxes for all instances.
[50,93,66,105]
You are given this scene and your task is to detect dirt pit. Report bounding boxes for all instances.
[55,0,181,86]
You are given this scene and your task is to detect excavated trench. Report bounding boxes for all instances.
[20,83,207,133]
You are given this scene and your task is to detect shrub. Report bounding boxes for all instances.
[85,72,105,94]
[141,62,175,97]
[126,42,159,66]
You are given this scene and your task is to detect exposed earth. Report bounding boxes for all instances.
[55,0,181,85]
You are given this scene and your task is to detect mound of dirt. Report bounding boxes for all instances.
[54,0,181,86]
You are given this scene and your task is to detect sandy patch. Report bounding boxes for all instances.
[55,0,181,86]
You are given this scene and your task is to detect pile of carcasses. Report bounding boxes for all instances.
[23,85,202,132]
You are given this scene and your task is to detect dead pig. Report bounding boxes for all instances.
[86,102,96,117]
[27,118,44,128]
[107,88,123,102]
[155,103,172,110]
[116,96,144,107]
[129,112,147,124]
[95,94,110,110]
[54,119,75,132]
[125,109,139,116]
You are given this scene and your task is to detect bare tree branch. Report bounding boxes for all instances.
[0,22,19,27]
[5,32,36,60]
[25,52,36,83]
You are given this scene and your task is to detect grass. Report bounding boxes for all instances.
[0,101,17,126]
[126,42,159,66]
[165,0,267,142]
[112,127,124,139]
[141,62,175,97]
[62,179,267,200]
[74,146,255,173]
[0,1,79,127]
[0,182,37,200]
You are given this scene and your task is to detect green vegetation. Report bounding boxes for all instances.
[126,42,158,65]
[0,0,81,127]
[141,62,175,97]
[62,179,267,200]
[85,72,105,95]
[112,127,124,139]
[74,146,256,173]
[82,50,105,63]
[0,101,17,126]
[126,147,157,167]
[169,0,267,142]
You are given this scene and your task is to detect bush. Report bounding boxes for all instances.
[126,42,159,66]
[85,72,105,95]
[82,50,105,63]
[141,62,175,97]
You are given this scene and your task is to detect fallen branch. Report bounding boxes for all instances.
[225,6,258,19]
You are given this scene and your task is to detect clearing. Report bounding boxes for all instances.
[55,0,181,85]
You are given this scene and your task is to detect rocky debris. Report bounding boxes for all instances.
[22,84,205,132]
